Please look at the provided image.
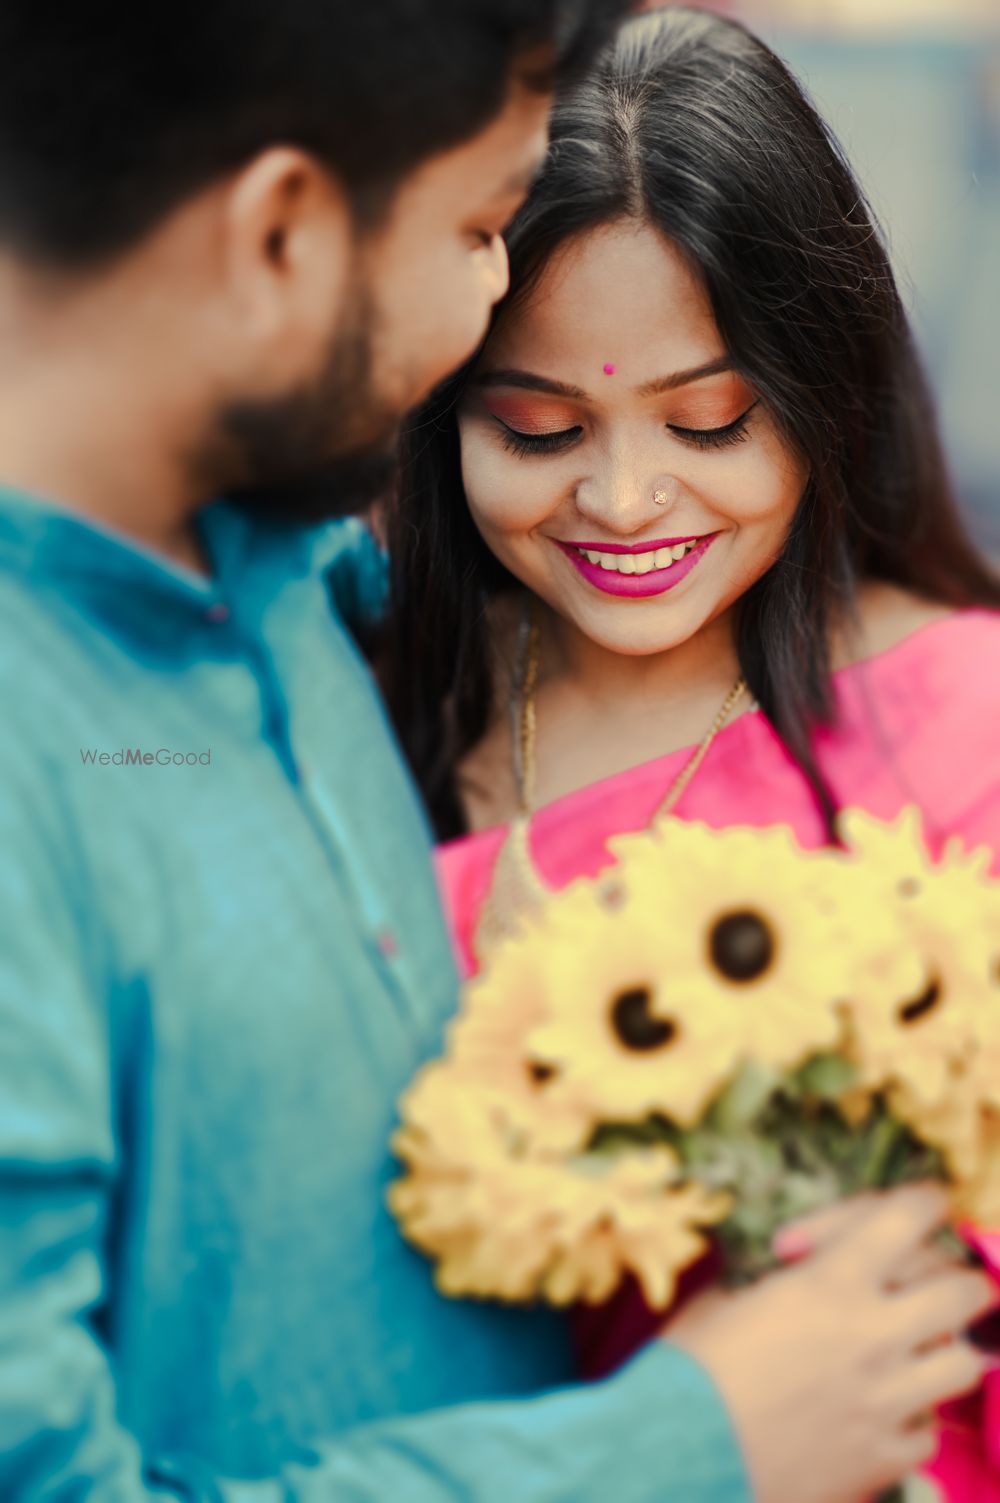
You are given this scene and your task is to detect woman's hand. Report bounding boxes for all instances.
[666,1184,996,1503]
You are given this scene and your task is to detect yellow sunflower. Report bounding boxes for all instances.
[389,1061,729,1307]
[952,1110,1000,1228]
[953,877,1000,1114]
[518,871,745,1127]
[835,808,1000,1109]
[898,1088,1000,1227]
[516,818,865,1128]
[889,1080,980,1176]
[448,918,597,1153]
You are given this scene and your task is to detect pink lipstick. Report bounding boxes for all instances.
[553,533,717,599]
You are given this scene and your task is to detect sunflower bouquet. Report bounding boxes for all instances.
[389,809,1000,1312]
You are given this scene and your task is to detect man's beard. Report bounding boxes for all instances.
[214,277,403,525]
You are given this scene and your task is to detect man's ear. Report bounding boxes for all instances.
[220,147,354,362]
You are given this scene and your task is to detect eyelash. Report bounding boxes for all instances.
[670,404,757,450]
[496,403,757,459]
[498,426,582,458]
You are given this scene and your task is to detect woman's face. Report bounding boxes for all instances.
[457,219,807,658]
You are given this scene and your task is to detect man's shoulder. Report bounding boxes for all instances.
[0,567,91,686]
[313,516,389,632]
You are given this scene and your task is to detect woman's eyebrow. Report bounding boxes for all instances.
[474,369,588,399]
[634,357,734,395]
[473,357,735,401]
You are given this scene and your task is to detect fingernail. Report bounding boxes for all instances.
[773,1227,812,1263]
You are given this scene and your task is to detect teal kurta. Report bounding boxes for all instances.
[0,485,750,1501]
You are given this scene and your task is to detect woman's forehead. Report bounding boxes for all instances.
[485,222,723,392]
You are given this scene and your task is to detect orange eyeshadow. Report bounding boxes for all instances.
[667,374,755,429]
[479,395,579,435]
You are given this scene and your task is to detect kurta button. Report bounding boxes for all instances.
[205,602,230,623]
[377,929,400,960]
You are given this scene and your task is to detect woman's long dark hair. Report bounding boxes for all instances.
[384,6,1000,840]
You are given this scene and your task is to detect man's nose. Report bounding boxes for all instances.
[483,234,510,306]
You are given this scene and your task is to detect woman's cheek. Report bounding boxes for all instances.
[460,431,564,540]
[731,422,807,527]
[726,465,797,528]
[699,442,804,531]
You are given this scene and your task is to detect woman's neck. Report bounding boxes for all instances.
[457,596,749,827]
[540,601,742,717]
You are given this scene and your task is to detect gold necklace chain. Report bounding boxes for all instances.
[474,600,749,960]
[515,600,748,820]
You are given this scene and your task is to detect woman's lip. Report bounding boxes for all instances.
[554,534,717,598]
[554,534,711,555]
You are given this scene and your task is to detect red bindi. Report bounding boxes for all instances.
[603,363,616,376]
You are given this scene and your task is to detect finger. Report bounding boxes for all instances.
[823,1183,952,1282]
[882,1418,941,1479]
[772,1193,878,1262]
[888,1240,969,1293]
[881,1341,990,1423]
[889,1269,998,1355]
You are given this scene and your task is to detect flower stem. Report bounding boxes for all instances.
[861,1113,908,1188]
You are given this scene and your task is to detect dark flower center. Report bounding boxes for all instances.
[611,986,677,1052]
[897,975,942,1026]
[709,910,776,983]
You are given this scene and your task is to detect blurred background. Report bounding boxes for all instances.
[639,0,1000,551]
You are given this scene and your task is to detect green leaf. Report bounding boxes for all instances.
[587,1115,678,1156]
[794,1052,859,1101]
[707,1061,782,1131]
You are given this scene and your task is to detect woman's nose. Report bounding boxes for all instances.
[573,466,687,535]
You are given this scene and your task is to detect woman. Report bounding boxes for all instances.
[384,8,1000,1498]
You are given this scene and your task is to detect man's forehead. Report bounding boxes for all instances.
[442,72,551,174]
[387,73,550,224]
[494,155,547,202]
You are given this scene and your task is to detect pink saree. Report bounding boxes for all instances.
[435,609,1000,1501]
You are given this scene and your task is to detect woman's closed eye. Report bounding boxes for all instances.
[668,401,758,451]
[496,400,759,459]
[498,423,582,458]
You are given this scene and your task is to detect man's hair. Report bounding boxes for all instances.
[0,0,628,266]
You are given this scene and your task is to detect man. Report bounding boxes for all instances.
[0,4,754,1499]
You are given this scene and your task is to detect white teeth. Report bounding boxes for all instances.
[573,539,701,573]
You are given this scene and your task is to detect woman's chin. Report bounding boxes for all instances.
[551,594,715,658]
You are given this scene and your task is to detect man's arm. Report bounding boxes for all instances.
[0,766,749,1503]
